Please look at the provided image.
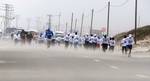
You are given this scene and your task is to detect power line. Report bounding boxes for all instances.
[95,5,108,13]
[84,5,108,18]
[110,0,129,7]
[84,0,129,17]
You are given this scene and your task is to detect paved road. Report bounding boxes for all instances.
[0,41,150,81]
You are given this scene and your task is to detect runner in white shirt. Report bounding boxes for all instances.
[73,32,79,48]
[64,34,70,48]
[109,37,116,52]
[126,34,134,57]
[121,35,128,54]
[97,36,102,48]
[14,33,20,44]
[101,35,109,52]
[78,36,84,46]
[83,34,90,48]
[93,34,98,49]
[69,34,74,46]
[89,34,94,48]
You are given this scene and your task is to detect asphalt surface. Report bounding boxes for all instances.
[0,40,150,81]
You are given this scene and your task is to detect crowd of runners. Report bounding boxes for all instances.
[11,28,135,57]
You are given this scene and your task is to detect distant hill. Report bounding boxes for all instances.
[114,25,150,41]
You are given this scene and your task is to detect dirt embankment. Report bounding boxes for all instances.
[115,25,150,52]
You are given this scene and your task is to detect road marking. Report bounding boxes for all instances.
[109,65,119,70]
[84,56,89,58]
[9,61,17,63]
[136,74,150,79]
[93,59,100,63]
[133,55,150,58]
[0,60,16,64]
[0,61,7,63]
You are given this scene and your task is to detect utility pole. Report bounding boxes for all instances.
[70,13,74,33]
[36,17,41,31]
[80,13,84,36]
[74,18,77,32]
[15,15,19,29]
[58,13,61,31]
[65,22,68,34]
[135,0,138,44]
[107,1,110,36]
[90,9,94,35]
[4,4,9,33]
[27,18,31,30]
[47,15,52,29]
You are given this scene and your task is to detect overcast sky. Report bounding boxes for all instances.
[0,0,150,35]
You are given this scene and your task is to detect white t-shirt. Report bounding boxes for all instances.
[127,37,134,45]
[14,34,18,40]
[64,35,70,42]
[73,35,79,43]
[97,38,102,45]
[102,37,109,44]
[109,40,116,46]
[93,37,98,43]
[69,36,74,43]
[89,36,94,43]
[121,38,128,46]
[78,37,84,44]
[84,36,89,42]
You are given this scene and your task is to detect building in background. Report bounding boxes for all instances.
[92,27,106,35]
